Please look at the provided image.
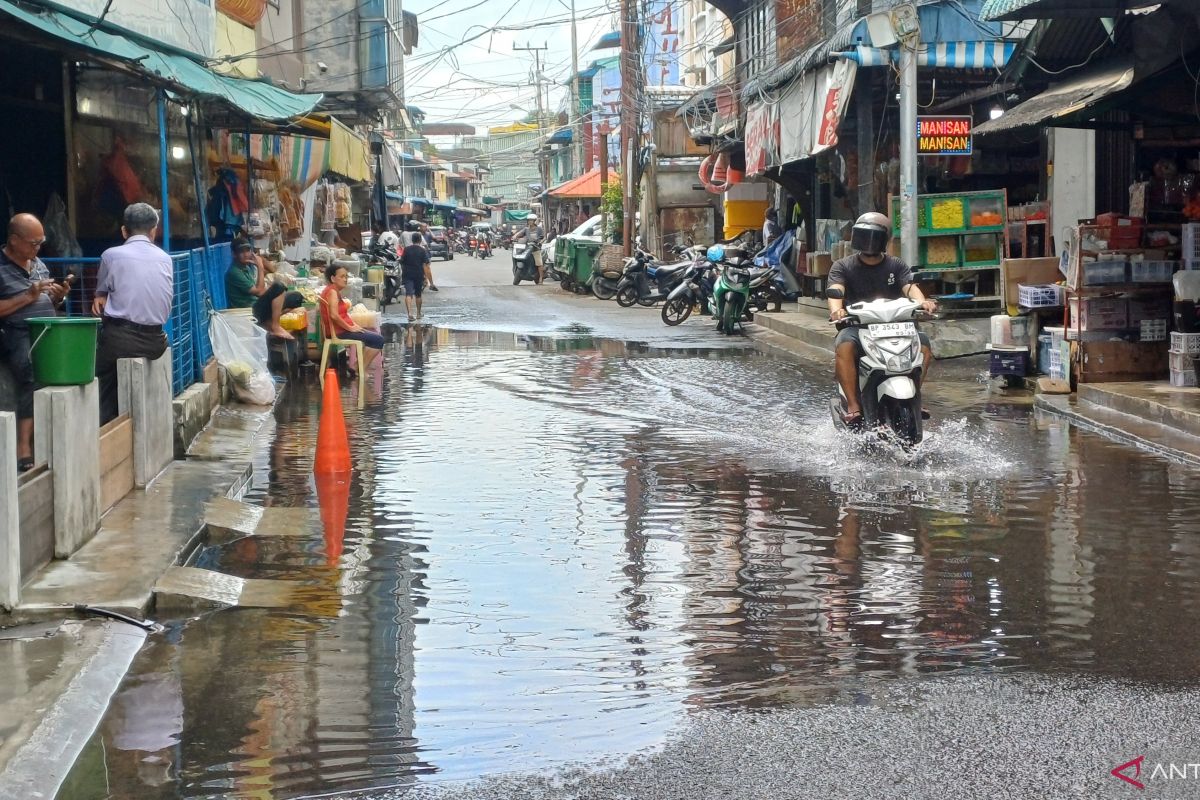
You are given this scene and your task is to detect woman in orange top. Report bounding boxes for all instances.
[321,263,384,370]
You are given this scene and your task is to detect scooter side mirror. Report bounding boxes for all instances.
[826,287,845,299]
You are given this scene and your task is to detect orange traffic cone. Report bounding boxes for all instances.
[314,369,351,474]
[314,471,350,564]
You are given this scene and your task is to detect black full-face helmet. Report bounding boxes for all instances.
[851,211,893,257]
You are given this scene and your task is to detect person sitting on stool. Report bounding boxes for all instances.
[92,203,172,425]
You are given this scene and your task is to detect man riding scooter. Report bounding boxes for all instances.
[513,215,545,284]
[827,212,938,429]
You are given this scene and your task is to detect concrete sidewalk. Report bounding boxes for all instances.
[752,300,991,358]
[1036,381,1200,465]
[0,402,274,799]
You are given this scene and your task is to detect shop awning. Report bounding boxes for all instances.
[433,200,458,210]
[327,117,371,182]
[0,0,322,120]
[838,41,1017,69]
[981,0,1130,21]
[457,207,488,216]
[548,168,613,199]
[547,127,573,145]
[410,197,432,206]
[975,58,1135,135]
[385,191,404,201]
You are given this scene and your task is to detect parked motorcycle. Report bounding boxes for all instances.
[705,245,774,335]
[827,293,930,448]
[661,261,715,326]
[615,247,698,308]
[367,240,403,313]
[590,257,624,300]
[751,229,801,311]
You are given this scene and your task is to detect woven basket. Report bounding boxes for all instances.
[596,244,626,278]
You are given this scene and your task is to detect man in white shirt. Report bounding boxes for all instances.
[92,203,173,423]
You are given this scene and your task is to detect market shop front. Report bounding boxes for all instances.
[974,0,1200,415]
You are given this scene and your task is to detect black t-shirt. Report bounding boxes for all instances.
[400,244,429,281]
[827,254,913,307]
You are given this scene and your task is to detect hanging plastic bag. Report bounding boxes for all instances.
[209,310,276,405]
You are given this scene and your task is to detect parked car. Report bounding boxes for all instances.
[544,214,602,266]
[427,226,453,261]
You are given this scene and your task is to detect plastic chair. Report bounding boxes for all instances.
[317,293,366,408]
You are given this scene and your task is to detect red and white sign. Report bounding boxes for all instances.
[813,59,857,154]
[744,102,779,176]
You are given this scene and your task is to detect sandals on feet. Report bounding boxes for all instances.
[841,410,864,430]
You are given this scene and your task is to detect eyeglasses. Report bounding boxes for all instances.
[27,238,46,248]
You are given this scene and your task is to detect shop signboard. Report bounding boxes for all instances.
[813,59,857,154]
[917,116,973,156]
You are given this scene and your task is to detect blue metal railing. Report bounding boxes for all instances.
[44,242,231,396]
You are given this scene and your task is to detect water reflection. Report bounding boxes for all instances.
[76,327,1200,798]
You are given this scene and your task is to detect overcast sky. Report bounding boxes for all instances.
[403,0,618,137]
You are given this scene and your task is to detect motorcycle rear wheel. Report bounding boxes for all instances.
[661,297,692,326]
[616,285,639,308]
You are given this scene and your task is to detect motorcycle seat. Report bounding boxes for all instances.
[654,262,690,274]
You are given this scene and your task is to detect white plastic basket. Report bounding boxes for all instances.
[1171,332,1200,355]
[1018,283,1064,308]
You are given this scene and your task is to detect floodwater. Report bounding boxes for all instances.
[70,324,1200,799]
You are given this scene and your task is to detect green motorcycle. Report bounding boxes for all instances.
[705,245,760,335]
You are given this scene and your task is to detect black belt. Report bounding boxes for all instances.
[103,316,164,334]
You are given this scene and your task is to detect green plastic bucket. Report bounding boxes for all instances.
[26,317,100,386]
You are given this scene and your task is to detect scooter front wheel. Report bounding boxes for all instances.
[592,279,617,301]
[661,297,692,326]
[616,285,639,307]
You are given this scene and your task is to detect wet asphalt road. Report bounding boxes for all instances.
[345,251,1200,800]
[70,248,1200,800]
[384,252,1200,800]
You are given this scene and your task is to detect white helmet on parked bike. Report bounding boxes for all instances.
[526,215,538,223]
[377,230,400,249]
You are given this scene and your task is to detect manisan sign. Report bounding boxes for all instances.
[917,116,973,156]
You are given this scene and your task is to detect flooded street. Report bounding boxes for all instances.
[68,283,1200,799]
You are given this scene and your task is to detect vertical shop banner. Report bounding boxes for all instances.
[644,0,682,87]
[780,70,818,164]
[744,102,780,176]
[813,59,857,155]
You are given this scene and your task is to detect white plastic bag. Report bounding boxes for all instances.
[209,310,276,405]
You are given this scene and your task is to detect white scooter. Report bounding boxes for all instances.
[828,292,929,447]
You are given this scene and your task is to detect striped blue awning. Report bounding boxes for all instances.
[838,41,1017,69]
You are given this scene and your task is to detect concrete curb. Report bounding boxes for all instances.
[1035,395,1200,467]
[2,621,146,798]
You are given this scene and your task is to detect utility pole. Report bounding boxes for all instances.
[894,6,922,267]
[618,0,638,257]
[599,128,609,241]
[514,43,550,203]
[569,0,582,178]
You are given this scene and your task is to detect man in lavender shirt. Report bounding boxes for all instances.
[92,203,173,424]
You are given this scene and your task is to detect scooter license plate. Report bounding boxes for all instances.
[869,322,916,337]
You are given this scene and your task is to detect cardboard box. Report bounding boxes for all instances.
[810,252,833,277]
[1069,297,1128,331]
[1079,340,1168,382]
[1001,257,1061,312]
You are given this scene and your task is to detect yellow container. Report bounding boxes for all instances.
[724,199,768,240]
[366,267,386,284]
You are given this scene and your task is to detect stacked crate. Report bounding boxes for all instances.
[1169,332,1200,387]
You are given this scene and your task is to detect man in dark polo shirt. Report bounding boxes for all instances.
[0,213,68,471]
[827,212,938,427]
[92,203,173,424]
